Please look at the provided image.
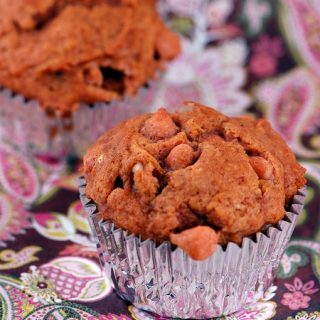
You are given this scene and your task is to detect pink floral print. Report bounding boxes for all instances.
[249,35,284,77]
[163,0,203,17]
[88,315,132,320]
[249,52,277,77]
[252,35,284,57]
[281,277,319,310]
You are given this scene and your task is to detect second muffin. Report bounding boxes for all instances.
[0,0,180,112]
[0,0,180,158]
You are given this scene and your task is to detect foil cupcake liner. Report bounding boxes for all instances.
[79,177,306,319]
[0,79,159,159]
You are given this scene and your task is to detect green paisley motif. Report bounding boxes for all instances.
[286,310,320,320]
[239,0,273,38]
[277,247,309,278]
[0,289,9,320]
[0,274,20,320]
[169,16,194,37]
[287,239,320,282]
[23,302,99,320]
[0,273,104,320]
[312,254,320,285]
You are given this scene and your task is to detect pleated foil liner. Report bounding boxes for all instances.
[79,177,306,319]
[0,77,160,159]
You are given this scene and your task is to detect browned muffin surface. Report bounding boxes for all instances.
[84,102,306,260]
[0,0,180,113]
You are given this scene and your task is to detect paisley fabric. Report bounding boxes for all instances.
[0,0,319,319]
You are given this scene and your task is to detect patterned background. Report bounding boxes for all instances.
[0,0,320,319]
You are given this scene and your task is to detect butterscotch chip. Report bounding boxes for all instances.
[165,144,194,170]
[141,108,178,140]
[0,0,180,113]
[170,226,219,261]
[84,102,306,260]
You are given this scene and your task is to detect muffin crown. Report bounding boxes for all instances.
[84,102,306,259]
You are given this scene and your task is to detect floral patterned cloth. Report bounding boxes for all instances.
[0,0,320,319]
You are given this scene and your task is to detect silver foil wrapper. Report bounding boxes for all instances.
[0,79,159,159]
[79,177,306,319]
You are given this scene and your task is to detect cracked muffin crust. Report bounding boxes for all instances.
[0,0,180,113]
[83,102,306,260]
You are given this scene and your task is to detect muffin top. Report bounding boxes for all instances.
[0,0,180,113]
[84,102,306,260]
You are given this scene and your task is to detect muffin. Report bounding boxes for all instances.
[0,0,180,156]
[83,102,305,257]
[81,101,306,318]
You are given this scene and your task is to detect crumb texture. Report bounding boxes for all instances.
[0,0,180,112]
[84,102,306,260]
